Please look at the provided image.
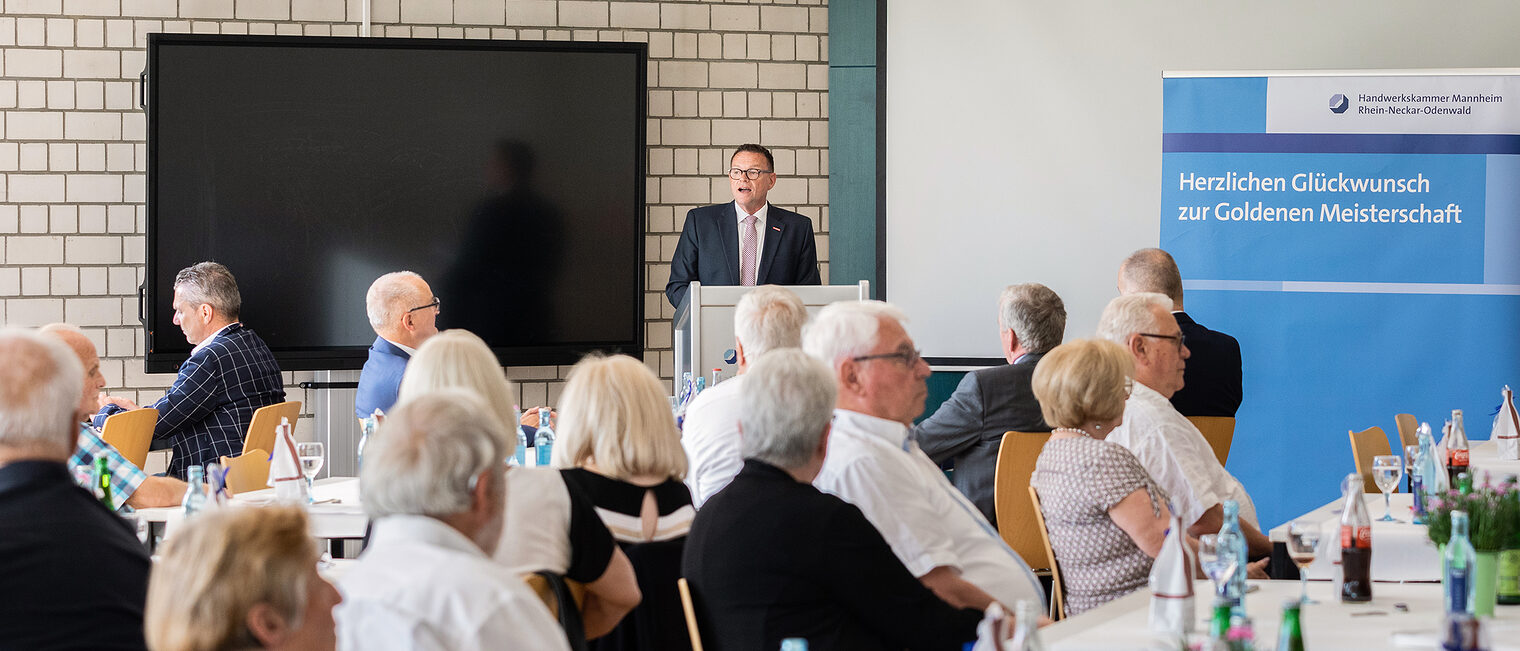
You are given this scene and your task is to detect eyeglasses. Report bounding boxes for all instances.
[851,348,924,367]
[1138,332,1186,350]
[728,168,773,181]
[407,297,441,314]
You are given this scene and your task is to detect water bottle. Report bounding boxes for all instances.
[1411,430,1429,523]
[92,455,113,510]
[535,408,555,467]
[358,408,382,470]
[514,425,528,466]
[1445,510,1478,615]
[1216,500,1247,609]
[181,465,208,516]
[1275,600,1304,651]
[779,639,807,651]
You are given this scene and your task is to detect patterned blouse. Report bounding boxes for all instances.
[1031,435,1168,616]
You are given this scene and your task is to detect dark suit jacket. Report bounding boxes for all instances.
[1170,312,1243,418]
[0,461,150,650]
[682,460,980,651]
[355,336,409,419]
[912,353,1050,529]
[665,202,822,308]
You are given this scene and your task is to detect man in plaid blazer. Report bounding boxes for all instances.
[97,262,285,479]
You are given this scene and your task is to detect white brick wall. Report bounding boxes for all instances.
[1,0,829,405]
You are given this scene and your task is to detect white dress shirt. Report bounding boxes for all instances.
[814,409,1045,609]
[1107,381,1260,529]
[190,322,238,355]
[681,374,747,507]
[337,515,570,651]
[734,201,769,267]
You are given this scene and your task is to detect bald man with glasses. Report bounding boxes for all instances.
[665,143,821,309]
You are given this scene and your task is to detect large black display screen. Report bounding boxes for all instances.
[146,35,645,372]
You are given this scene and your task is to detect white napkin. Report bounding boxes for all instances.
[267,417,307,503]
[1149,507,1196,636]
[1495,385,1520,461]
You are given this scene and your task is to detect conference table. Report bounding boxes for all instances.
[1471,440,1520,480]
[135,477,367,553]
[1268,493,1439,583]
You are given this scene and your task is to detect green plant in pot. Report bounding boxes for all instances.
[1426,473,1520,616]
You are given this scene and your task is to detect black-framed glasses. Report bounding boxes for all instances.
[728,168,773,180]
[1138,332,1186,350]
[407,297,441,314]
[851,348,923,367]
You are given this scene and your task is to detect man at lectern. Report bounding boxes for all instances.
[665,143,822,308]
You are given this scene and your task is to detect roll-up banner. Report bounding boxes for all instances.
[1161,72,1520,526]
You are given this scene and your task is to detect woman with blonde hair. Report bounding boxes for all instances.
[394,329,640,639]
[145,506,340,651]
[554,354,694,651]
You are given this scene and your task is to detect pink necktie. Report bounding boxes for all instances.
[740,214,758,286]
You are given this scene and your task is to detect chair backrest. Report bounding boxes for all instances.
[1348,426,1393,493]
[677,577,705,651]
[523,572,589,651]
[243,401,302,455]
[100,407,158,469]
[1027,485,1065,621]
[220,449,272,495]
[1185,416,1235,466]
[993,431,1053,570]
[1394,413,1418,452]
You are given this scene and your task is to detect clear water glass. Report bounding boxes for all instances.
[1287,520,1322,604]
[295,441,326,503]
[1403,444,1420,492]
[1197,534,1236,598]
[1373,454,1403,522]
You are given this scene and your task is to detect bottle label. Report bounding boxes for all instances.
[1449,449,1469,466]
[1341,525,1371,548]
[1499,550,1520,597]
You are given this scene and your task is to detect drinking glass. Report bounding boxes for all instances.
[295,442,326,503]
[1197,534,1237,598]
[1404,444,1420,492]
[1373,454,1403,522]
[1287,520,1322,604]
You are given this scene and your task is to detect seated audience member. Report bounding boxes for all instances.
[683,349,983,650]
[355,271,440,419]
[395,330,640,638]
[804,301,1044,611]
[913,283,1065,527]
[557,354,696,651]
[337,391,569,650]
[40,323,187,509]
[0,329,150,649]
[146,507,340,651]
[97,262,285,478]
[682,285,808,506]
[1098,294,1270,556]
[1118,248,1243,417]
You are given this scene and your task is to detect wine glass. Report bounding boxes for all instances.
[1373,455,1403,522]
[1403,444,1420,491]
[1197,534,1237,598]
[295,442,326,503]
[1287,520,1322,604]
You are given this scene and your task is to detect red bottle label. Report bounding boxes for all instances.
[1341,525,1371,548]
[1449,449,1469,466]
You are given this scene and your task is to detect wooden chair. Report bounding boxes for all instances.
[1394,413,1418,451]
[993,431,1053,571]
[243,401,302,455]
[1348,426,1393,493]
[523,572,589,650]
[523,573,588,619]
[100,407,158,469]
[1186,416,1235,466]
[219,449,272,495]
[1027,485,1065,620]
[677,577,705,651]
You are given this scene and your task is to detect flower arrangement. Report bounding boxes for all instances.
[1425,473,1520,552]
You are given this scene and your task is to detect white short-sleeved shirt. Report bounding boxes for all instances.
[813,409,1045,609]
[337,515,571,651]
[681,374,748,507]
[1107,382,1260,530]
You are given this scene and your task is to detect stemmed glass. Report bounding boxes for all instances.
[1373,455,1404,522]
[1404,444,1420,492]
[295,442,326,504]
[1286,520,1322,604]
[1197,534,1237,598]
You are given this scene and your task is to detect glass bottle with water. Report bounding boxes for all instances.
[358,408,382,470]
[1445,510,1478,615]
[535,408,555,467]
[514,425,529,466]
[181,465,209,516]
[1216,500,1248,609]
[779,639,807,651]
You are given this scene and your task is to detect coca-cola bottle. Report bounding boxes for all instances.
[1447,409,1470,487]
[1338,473,1373,602]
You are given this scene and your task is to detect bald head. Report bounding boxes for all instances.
[1117,248,1184,309]
[39,324,106,424]
[0,329,85,461]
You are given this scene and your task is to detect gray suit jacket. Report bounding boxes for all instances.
[911,354,1050,529]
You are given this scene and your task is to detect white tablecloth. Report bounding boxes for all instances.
[1269,493,1439,582]
[136,477,367,540]
[1470,440,1520,482]
[1043,579,1520,650]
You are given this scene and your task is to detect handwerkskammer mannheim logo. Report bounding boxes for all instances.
[1329,93,1349,114]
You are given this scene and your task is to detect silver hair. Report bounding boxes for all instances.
[174,262,242,320]
[361,389,508,519]
[365,271,428,332]
[739,349,837,470]
[802,300,908,366]
[1097,293,1174,345]
[734,286,808,360]
[0,329,85,456]
[1119,248,1184,304]
[998,283,1066,355]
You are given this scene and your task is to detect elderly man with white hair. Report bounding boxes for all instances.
[355,271,441,419]
[805,300,1045,612]
[683,349,983,650]
[336,390,569,650]
[1098,293,1270,557]
[681,285,809,506]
